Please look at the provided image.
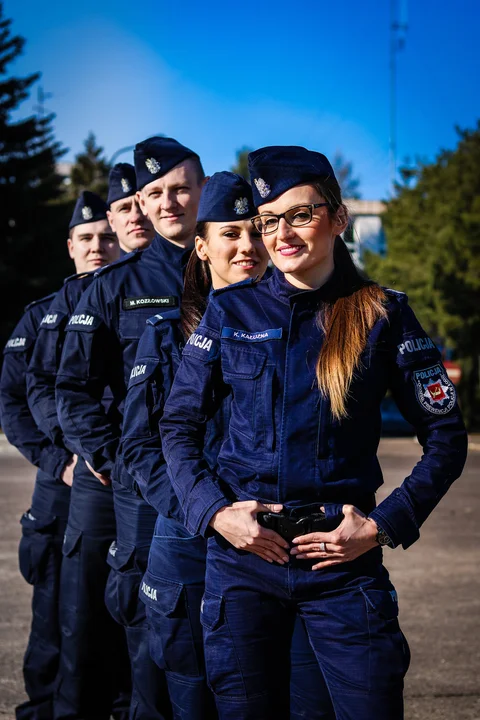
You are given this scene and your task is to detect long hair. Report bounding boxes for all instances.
[313,179,387,420]
[181,222,212,338]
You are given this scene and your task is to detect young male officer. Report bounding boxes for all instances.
[55,137,205,719]
[26,192,133,720]
[1,191,119,720]
[106,163,155,253]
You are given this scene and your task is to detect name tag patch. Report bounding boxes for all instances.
[398,336,436,355]
[222,327,283,343]
[413,364,456,415]
[123,296,177,310]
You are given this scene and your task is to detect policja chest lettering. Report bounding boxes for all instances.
[41,313,58,325]
[123,296,177,310]
[398,336,436,355]
[130,364,147,379]
[6,337,26,348]
[69,314,95,326]
[187,333,213,352]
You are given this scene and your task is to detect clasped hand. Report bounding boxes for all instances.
[210,502,378,570]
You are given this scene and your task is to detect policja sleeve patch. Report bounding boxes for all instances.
[413,364,456,415]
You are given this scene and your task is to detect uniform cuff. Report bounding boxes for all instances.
[184,477,231,537]
[369,488,420,550]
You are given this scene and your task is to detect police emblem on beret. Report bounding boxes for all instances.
[413,364,456,415]
[145,158,161,174]
[81,206,93,220]
[254,178,271,199]
[234,197,249,215]
[121,178,132,193]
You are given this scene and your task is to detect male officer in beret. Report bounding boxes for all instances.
[27,192,132,720]
[55,137,206,719]
[3,192,124,720]
[107,163,154,253]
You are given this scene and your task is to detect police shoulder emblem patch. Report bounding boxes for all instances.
[413,364,456,415]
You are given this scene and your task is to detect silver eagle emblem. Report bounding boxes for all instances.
[145,157,161,174]
[234,197,249,215]
[254,178,271,199]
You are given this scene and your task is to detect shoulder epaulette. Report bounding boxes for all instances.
[212,277,258,297]
[63,270,95,285]
[146,307,181,327]
[24,291,56,312]
[94,249,142,277]
[383,287,408,301]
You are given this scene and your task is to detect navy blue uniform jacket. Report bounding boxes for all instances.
[26,272,97,453]
[120,307,230,518]
[55,235,190,478]
[160,268,468,548]
[1,294,71,479]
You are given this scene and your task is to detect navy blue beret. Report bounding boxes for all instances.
[107,163,137,206]
[134,136,199,191]
[248,146,336,207]
[197,172,254,223]
[69,191,108,230]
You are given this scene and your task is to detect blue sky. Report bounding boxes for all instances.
[5,0,480,199]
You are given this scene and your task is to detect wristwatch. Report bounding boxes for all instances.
[375,524,394,548]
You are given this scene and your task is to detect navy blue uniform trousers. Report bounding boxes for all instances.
[16,472,70,720]
[105,482,171,720]
[201,537,410,720]
[54,460,131,720]
[140,516,335,720]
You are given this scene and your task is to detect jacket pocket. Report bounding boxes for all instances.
[222,347,275,451]
[19,511,56,585]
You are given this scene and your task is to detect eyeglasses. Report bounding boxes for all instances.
[251,203,329,235]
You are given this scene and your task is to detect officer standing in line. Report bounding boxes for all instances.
[106,162,155,255]
[55,137,206,720]
[160,146,468,720]
[26,192,133,720]
[120,171,336,720]
[0,191,119,720]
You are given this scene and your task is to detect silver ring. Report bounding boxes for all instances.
[319,542,326,553]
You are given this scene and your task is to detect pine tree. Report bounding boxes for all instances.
[365,123,480,427]
[0,2,70,346]
[332,152,361,199]
[69,132,111,199]
[231,146,252,181]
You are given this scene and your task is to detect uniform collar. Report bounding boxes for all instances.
[269,266,343,307]
[150,233,193,268]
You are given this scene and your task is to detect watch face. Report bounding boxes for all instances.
[377,529,392,547]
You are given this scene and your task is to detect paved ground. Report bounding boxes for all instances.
[0,435,479,719]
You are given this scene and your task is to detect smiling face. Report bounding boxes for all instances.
[195,220,269,289]
[257,183,348,289]
[107,195,154,252]
[67,219,119,273]
[138,158,205,248]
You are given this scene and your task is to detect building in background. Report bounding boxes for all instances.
[344,199,386,266]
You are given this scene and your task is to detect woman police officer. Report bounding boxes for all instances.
[121,171,336,719]
[160,146,468,720]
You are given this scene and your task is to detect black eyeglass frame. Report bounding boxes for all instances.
[250,203,330,235]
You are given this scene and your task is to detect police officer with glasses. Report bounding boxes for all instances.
[160,145,468,720]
